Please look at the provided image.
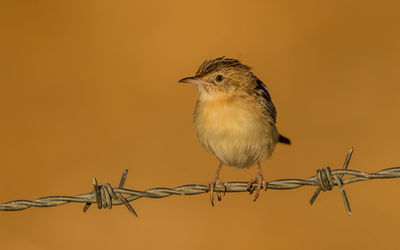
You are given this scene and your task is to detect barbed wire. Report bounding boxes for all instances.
[1,148,399,217]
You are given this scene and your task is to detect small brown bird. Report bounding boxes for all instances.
[179,57,290,205]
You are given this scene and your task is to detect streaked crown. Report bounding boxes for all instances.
[195,57,251,78]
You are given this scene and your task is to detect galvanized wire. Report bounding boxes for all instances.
[1,148,399,216]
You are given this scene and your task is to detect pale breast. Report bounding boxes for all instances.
[193,96,279,168]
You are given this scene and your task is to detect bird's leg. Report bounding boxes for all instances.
[247,163,267,202]
[208,162,226,206]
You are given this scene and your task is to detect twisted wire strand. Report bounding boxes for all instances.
[1,148,399,216]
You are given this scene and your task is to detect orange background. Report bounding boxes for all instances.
[1,1,400,249]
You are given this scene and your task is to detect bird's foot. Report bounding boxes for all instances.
[207,177,226,206]
[247,172,267,202]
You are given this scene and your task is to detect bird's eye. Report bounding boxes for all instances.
[215,75,223,82]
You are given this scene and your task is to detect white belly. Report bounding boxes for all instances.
[194,100,279,168]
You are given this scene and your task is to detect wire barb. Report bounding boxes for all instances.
[82,169,138,217]
[309,148,354,215]
[1,148,399,216]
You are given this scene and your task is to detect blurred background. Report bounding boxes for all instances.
[1,0,400,249]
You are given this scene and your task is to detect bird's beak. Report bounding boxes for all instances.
[178,76,207,86]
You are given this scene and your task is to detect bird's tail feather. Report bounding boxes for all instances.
[278,134,291,145]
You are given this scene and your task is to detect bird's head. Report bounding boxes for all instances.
[179,57,254,99]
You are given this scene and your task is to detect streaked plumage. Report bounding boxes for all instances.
[179,57,290,204]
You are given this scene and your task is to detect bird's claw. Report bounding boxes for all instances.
[208,178,226,206]
[247,173,267,202]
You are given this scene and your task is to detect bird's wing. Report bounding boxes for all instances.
[254,77,277,124]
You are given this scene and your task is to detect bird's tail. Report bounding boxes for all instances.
[278,134,291,145]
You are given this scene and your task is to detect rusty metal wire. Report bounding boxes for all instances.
[1,148,399,217]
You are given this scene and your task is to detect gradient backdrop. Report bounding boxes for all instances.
[1,1,400,249]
